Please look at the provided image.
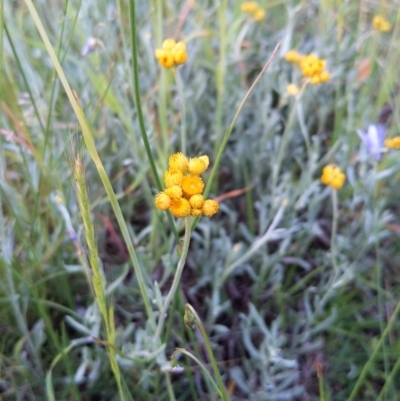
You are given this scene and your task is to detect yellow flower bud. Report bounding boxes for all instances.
[253,9,265,21]
[165,185,183,200]
[155,192,171,211]
[198,155,209,169]
[284,50,301,63]
[321,165,346,190]
[181,175,204,197]
[189,194,204,209]
[241,2,258,12]
[155,49,175,69]
[172,49,188,65]
[162,39,176,51]
[191,208,203,217]
[169,152,189,173]
[164,169,183,188]
[202,199,219,217]
[169,198,191,218]
[188,157,207,175]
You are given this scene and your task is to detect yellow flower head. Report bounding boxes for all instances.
[155,152,219,219]
[155,192,171,211]
[155,39,188,69]
[154,49,175,69]
[372,15,391,32]
[284,50,301,63]
[188,157,208,175]
[191,208,203,217]
[385,136,400,149]
[299,54,326,78]
[189,194,205,209]
[169,198,191,218]
[203,199,219,217]
[181,175,204,197]
[321,165,346,190]
[287,84,300,96]
[198,155,210,170]
[241,2,258,12]
[169,152,189,173]
[162,39,176,51]
[253,9,265,21]
[165,185,183,200]
[164,169,183,188]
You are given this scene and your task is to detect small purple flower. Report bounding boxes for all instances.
[67,227,78,244]
[357,124,386,160]
[81,37,99,56]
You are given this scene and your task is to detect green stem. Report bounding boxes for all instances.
[271,80,308,191]
[192,42,281,231]
[330,188,339,278]
[346,299,400,401]
[172,348,223,399]
[174,68,186,155]
[213,0,228,160]
[128,0,178,241]
[23,0,156,330]
[155,217,192,342]
[185,304,228,401]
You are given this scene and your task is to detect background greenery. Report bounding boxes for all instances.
[1,0,400,400]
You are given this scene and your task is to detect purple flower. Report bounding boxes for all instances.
[81,37,99,56]
[357,124,386,160]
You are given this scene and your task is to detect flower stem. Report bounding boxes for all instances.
[174,68,187,155]
[185,304,228,401]
[155,217,192,342]
[330,188,339,278]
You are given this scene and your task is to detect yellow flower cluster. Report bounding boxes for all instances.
[240,2,265,21]
[321,165,346,190]
[155,153,219,218]
[372,15,391,32]
[284,50,330,85]
[385,136,400,149]
[155,39,187,69]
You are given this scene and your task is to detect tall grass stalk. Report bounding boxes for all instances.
[184,304,228,401]
[174,68,187,154]
[23,0,156,329]
[73,157,125,401]
[346,299,400,401]
[155,217,192,343]
[129,0,179,241]
[213,0,228,161]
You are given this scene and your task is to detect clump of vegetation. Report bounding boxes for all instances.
[1,1,400,400]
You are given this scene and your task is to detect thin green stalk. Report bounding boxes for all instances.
[346,299,400,401]
[165,372,177,401]
[373,162,390,396]
[128,0,178,241]
[192,41,281,231]
[317,363,326,401]
[213,0,228,160]
[330,188,339,278]
[271,80,308,191]
[376,355,400,401]
[155,217,192,342]
[172,347,223,399]
[46,337,93,401]
[0,0,3,99]
[73,157,125,401]
[24,0,156,330]
[185,304,228,401]
[174,68,186,154]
